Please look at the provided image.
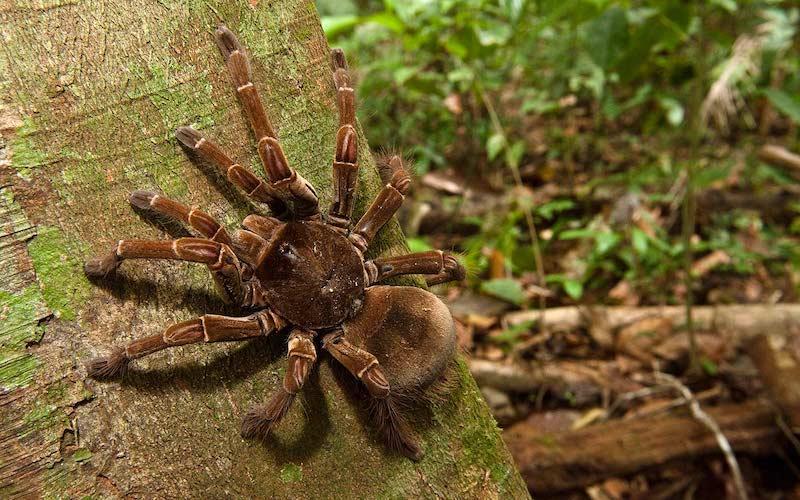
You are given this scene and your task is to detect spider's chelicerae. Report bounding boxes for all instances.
[84,25,465,461]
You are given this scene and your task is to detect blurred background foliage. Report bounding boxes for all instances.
[317,0,800,309]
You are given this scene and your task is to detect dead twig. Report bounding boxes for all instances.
[654,372,749,500]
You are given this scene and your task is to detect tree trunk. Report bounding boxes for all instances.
[0,1,528,497]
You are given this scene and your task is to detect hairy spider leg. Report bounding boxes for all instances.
[364,250,466,287]
[327,48,360,230]
[322,331,423,461]
[215,25,319,220]
[84,238,247,304]
[241,329,317,439]
[129,190,233,245]
[226,214,283,267]
[125,190,271,305]
[86,310,284,379]
[348,155,410,253]
[175,126,288,219]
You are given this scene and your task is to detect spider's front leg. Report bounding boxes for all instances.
[87,309,284,379]
[215,26,319,220]
[241,329,316,439]
[327,48,360,231]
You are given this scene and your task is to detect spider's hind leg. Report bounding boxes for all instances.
[241,329,317,439]
[322,331,423,461]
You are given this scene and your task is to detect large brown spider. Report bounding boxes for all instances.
[84,26,465,460]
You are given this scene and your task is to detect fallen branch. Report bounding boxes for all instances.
[468,358,639,398]
[505,399,780,494]
[759,144,800,176]
[505,304,800,343]
[747,334,800,429]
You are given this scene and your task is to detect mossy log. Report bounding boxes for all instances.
[0,1,528,497]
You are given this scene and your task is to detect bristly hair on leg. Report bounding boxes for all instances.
[369,395,423,461]
[86,348,129,379]
[375,148,413,187]
[84,248,121,278]
[241,389,296,440]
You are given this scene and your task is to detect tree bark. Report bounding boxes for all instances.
[0,1,528,497]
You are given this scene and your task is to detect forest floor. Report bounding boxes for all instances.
[400,109,800,498]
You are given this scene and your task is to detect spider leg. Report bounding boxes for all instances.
[349,155,410,253]
[129,190,232,245]
[364,250,466,286]
[86,309,284,379]
[175,126,288,219]
[327,49,359,230]
[241,329,316,439]
[322,331,422,461]
[84,237,245,304]
[215,25,320,220]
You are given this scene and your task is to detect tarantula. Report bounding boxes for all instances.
[84,26,465,460]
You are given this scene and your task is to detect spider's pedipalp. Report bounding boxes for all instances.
[87,310,284,380]
[242,329,316,439]
[215,25,245,61]
[365,250,466,286]
[175,126,288,218]
[84,251,121,278]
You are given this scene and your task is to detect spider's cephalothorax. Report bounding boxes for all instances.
[84,25,465,461]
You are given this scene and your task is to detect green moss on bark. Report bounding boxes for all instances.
[0,0,529,497]
[28,227,92,321]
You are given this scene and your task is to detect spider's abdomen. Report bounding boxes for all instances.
[256,221,365,329]
[342,286,456,393]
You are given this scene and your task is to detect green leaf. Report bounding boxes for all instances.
[659,97,684,126]
[709,0,737,12]
[584,6,629,70]
[595,231,621,255]
[407,237,433,253]
[536,199,575,219]
[505,141,526,169]
[481,278,525,306]
[563,279,583,300]
[700,357,718,376]
[320,15,360,38]
[763,89,800,124]
[393,66,418,85]
[559,228,597,240]
[490,321,534,347]
[487,133,505,161]
[632,228,648,254]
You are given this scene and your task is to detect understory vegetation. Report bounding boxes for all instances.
[319,0,800,497]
